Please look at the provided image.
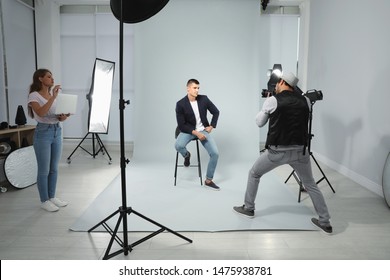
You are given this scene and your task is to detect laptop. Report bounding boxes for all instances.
[55,94,78,115]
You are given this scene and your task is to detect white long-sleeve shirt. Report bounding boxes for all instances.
[255,96,277,128]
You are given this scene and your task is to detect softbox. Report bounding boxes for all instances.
[110,0,169,23]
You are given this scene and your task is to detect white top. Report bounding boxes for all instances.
[28,91,59,124]
[190,100,205,132]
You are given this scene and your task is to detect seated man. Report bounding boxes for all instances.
[175,79,220,190]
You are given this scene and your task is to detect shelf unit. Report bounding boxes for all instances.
[0,125,36,148]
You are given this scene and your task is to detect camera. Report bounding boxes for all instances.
[261,89,274,98]
[261,64,282,98]
[304,89,323,103]
[261,64,324,103]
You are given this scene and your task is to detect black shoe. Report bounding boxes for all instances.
[233,205,254,218]
[311,218,332,235]
[204,180,220,191]
[184,152,191,167]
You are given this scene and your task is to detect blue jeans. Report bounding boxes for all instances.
[175,131,219,180]
[33,123,63,202]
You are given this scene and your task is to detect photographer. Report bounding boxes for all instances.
[233,72,332,234]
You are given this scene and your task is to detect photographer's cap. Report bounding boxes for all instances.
[281,72,299,88]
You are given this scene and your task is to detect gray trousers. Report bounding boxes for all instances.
[244,146,331,226]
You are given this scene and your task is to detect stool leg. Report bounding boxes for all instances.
[174,151,179,186]
[196,140,202,185]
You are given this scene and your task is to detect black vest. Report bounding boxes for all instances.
[265,90,309,148]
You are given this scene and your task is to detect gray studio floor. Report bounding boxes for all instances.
[69,157,316,233]
[0,140,390,260]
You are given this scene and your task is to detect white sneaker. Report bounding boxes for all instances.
[41,200,59,212]
[50,197,68,207]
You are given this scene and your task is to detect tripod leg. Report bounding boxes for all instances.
[88,208,120,232]
[285,170,295,183]
[174,152,179,186]
[67,132,90,162]
[131,208,193,244]
[95,134,112,163]
[88,207,133,260]
[285,169,306,202]
[196,140,202,185]
[92,133,96,158]
[292,172,304,203]
[298,186,302,202]
[310,153,335,193]
[102,211,126,260]
[88,204,192,259]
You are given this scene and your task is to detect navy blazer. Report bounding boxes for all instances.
[175,95,220,134]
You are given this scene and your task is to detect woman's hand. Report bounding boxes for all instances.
[57,113,70,122]
[52,85,61,98]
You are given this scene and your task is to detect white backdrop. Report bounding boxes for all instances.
[132,0,299,164]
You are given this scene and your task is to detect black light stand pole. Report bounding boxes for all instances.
[118,0,129,256]
[88,0,192,260]
[285,101,336,202]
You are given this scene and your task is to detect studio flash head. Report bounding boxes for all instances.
[304,89,323,103]
[261,64,282,98]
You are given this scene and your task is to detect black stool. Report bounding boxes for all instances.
[174,127,202,186]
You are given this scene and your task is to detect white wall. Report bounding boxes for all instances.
[306,0,390,195]
[0,0,35,125]
[0,4,6,123]
[258,14,300,144]
[59,11,134,140]
[35,0,61,80]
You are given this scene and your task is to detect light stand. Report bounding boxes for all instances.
[285,96,336,202]
[88,0,192,260]
[66,132,112,164]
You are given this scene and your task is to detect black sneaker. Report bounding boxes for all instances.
[233,205,254,218]
[204,180,220,191]
[311,218,332,235]
[184,152,191,167]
